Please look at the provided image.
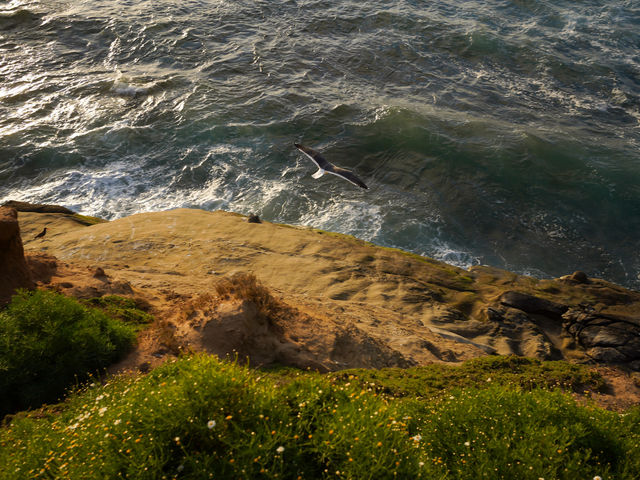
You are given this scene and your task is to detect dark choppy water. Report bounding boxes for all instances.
[1,0,639,289]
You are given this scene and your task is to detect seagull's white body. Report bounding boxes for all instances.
[294,143,368,189]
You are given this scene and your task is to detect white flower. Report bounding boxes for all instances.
[114,419,122,426]
[593,477,602,480]
[177,464,184,472]
[276,446,285,453]
[207,420,216,429]
[98,407,107,416]
[412,434,422,442]
[464,441,470,447]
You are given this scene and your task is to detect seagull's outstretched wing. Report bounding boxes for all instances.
[294,143,368,189]
[326,165,368,189]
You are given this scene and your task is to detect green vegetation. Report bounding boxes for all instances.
[0,290,137,417]
[85,295,153,331]
[2,354,638,479]
[70,213,107,226]
[330,355,608,398]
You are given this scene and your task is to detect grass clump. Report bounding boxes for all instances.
[0,290,137,417]
[331,355,607,399]
[85,295,153,331]
[1,354,639,479]
[214,273,283,321]
[70,213,106,226]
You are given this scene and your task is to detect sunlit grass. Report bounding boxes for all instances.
[0,290,137,417]
[1,354,639,479]
[329,355,608,399]
[84,295,153,332]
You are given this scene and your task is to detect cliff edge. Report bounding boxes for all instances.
[11,207,640,375]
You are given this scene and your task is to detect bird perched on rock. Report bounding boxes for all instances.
[34,227,47,240]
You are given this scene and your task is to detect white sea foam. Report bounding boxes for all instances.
[112,82,149,97]
[296,198,383,243]
[429,243,481,271]
[2,0,638,291]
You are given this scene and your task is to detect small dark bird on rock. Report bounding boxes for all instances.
[247,214,261,224]
[34,227,47,240]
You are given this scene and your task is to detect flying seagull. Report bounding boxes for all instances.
[294,143,368,189]
[34,227,47,240]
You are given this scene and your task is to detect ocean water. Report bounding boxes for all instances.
[1,0,639,289]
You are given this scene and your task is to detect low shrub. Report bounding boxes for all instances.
[1,354,638,479]
[330,355,607,398]
[0,290,136,417]
[85,295,153,330]
[214,273,281,316]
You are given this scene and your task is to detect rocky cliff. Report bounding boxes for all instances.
[8,206,640,373]
[0,207,34,305]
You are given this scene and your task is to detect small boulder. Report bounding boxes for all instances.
[569,271,589,283]
[558,270,590,284]
[499,291,568,318]
[93,266,108,278]
[247,214,261,224]
[586,347,629,364]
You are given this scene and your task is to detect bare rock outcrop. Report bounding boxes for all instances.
[0,207,34,305]
[563,309,640,368]
[499,291,568,319]
[2,200,75,214]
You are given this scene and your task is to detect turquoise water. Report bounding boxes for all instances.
[1,0,639,289]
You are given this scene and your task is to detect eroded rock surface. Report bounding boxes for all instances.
[563,309,640,368]
[0,207,34,305]
[15,208,640,372]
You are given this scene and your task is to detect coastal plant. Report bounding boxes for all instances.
[214,273,285,324]
[0,289,136,417]
[85,295,154,331]
[331,355,607,399]
[1,353,639,480]
[413,387,625,479]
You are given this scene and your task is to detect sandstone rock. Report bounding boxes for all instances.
[562,308,640,368]
[0,207,34,305]
[427,325,497,354]
[586,347,629,363]
[2,200,75,214]
[25,253,58,284]
[500,291,568,318]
